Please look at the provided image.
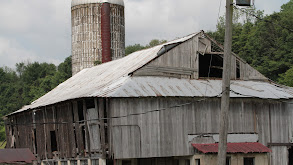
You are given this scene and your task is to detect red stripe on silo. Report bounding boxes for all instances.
[101,3,112,63]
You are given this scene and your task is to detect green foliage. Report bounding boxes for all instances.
[208,1,293,84]
[0,56,72,139]
[94,60,102,66]
[279,67,293,86]
[0,126,5,142]
[125,44,145,55]
[125,39,168,56]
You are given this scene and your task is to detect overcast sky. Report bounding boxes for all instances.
[0,0,289,68]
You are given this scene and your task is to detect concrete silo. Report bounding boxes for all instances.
[71,0,125,75]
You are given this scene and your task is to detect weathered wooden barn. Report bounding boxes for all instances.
[4,31,293,165]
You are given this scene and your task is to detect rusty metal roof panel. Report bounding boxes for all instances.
[192,142,272,154]
[0,148,36,164]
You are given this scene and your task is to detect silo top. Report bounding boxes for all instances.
[71,0,124,7]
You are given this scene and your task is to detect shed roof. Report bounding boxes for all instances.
[8,32,293,116]
[0,148,36,164]
[192,142,272,154]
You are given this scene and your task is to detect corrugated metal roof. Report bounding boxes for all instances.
[10,33,197,115]
[0,148,36,164]
[7,32,293,116]
[103,77,293,98]
[192,142,272,154]
[71,0,124,7]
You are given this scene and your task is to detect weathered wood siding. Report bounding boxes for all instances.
[133,33,268,81]
[109,97,291,159]
[133,34,199,79]
[5,100,103,160]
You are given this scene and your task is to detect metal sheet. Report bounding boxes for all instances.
[0,148,36,163]
[9,33,198,116]
[8,32,293,116]
[192,142,272,154]
[104,77,293,99]
[71,0,124,7]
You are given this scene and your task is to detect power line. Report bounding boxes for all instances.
[233,5,293,32]
[5,86,293,127]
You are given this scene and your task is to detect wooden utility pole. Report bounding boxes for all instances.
[217,0,233,165]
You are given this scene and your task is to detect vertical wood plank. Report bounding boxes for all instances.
[72,101,84,155]
[83,99,91,156]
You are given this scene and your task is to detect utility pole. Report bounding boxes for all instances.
[217,0,233,165]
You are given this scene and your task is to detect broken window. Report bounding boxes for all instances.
[199,54,223,78]
[50,131,57,152]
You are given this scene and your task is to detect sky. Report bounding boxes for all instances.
[0,0,290,68]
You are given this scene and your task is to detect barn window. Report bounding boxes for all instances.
[243,157,254,165]
[50,131,58,152]
[199,54,223,78]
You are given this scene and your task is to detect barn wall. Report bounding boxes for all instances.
[4,99,104,161]
[109,97,291,159]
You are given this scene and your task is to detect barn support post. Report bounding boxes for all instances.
[83,99,91,156]
[95,98,106,158]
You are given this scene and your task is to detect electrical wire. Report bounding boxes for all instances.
[233,5,293,32]
[217,0,223,25]
[6,91,227,127]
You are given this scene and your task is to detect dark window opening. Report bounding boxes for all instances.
[289,146,293,165]
[195,159,200,165]
[199,54,223,78]
[86,98,95,109]
[185,159,190,165]
[82,126,86,149]
[244,157,254,165]
[34,129,37,153]
[77,101,84,121]
[122,160,131,165]
[226,157,231,165]
[50,131,58,152]
[236,60,240,79]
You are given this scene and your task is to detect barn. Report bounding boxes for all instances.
[4,31,293,165]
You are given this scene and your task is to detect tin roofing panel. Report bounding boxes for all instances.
[192,142,272,154]
[7,32,293,116]
[10,33,198,115]
[0,148,36,164]
[105,77,293,99]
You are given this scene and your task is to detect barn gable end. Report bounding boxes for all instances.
[133,31,267,81]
